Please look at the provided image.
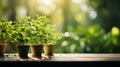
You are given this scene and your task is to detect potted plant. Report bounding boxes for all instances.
[42,19,63,56]
[11,16,31,59]
[29,15,61,58]
[29,16,45,58]
[43,30,62,56]
[0,18,13,57]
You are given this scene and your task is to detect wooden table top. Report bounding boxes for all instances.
[0,53,120,62]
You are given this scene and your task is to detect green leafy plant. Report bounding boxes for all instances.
[0,18,13,44]
[44,24,63,45]
[11,16,32,45]
[0,18,13,57]
[29,15,63,45]
[29,16,45,45]
[35,15,63,45]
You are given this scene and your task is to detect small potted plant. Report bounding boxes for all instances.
[0,18,13,57]
[11,16,31,59]
[43,31,63,56]
[43,23,63,56]
[29,17,45,58]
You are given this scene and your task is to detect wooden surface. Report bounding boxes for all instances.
[0,53,120,61]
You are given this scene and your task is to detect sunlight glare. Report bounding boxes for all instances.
[70,44,76,52]
[72,0,82,4]
[42,0,52,5]
[81,4,88,12]
[89,10,97,19]
[64,32,70,37]
[111,27,119,35]
[61,41,68,47]
[16,6,27,17]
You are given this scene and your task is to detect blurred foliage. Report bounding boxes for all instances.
[87,0,120,32]
[55,24,120,53]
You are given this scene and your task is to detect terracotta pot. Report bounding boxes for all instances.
[30,45,43,58]
[0,45,6,57]
[17,45,30,59]
[43,45,55,56]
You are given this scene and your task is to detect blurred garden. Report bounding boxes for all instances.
[0,0,120,53]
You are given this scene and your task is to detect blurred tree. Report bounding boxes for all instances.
[62,0,71,32]
[88,0,120,32]
[8,0,16,21]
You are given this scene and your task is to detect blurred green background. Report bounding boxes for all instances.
[0,0,120,53]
